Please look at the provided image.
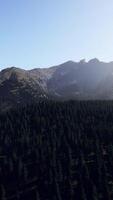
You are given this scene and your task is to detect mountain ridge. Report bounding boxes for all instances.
[1,58,113,72]
[1,58,113,110]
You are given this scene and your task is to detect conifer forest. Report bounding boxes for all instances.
[1,101,113,200]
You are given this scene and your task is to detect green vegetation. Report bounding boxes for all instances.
[0,101,113,200]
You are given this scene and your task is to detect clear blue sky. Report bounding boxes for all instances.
[0,0,113,69]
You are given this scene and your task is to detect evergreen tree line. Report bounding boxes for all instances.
[0,101,113,200]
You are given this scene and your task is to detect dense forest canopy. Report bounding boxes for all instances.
[0,101,113,200]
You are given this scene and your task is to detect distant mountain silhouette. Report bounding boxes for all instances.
[1,59,113,109]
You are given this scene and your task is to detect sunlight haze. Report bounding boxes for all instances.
[0,0,113,69]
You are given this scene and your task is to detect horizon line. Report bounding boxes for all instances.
[1,58,113,71]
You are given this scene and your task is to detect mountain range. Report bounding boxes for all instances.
[1,58,113,110]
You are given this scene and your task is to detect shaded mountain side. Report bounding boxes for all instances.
[1,59,113,109]
[0,67,47,110]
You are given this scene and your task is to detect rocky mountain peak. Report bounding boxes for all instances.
[1,59,113,110]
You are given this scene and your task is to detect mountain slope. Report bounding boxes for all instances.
[1,59,113,109]
[0,67,47,110]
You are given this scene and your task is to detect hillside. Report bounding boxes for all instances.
[1,59,113,109]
